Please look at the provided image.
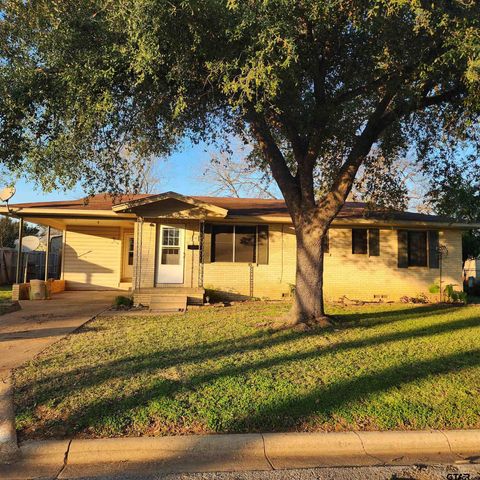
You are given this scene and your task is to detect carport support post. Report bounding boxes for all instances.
[44,226,51,281]
[15,217,23,284]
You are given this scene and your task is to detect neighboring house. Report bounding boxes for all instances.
[0,192,474,305]
[464,258,480,285]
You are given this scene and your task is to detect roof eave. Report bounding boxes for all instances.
[216,214,479,229]
[0,206,136,219]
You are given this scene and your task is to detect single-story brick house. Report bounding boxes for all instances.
[0,192,474,305]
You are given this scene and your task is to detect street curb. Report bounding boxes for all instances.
[1,430,479,479]
[0,372,19,464]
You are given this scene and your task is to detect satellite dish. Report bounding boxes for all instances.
[0,186,15,203]
[21,235,41,252]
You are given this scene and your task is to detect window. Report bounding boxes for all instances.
[210,225,268,263]
[127,237,134,266]
[234,226,256,262]
[161,248,180,265]
[397,230,439,269]
[407,231,428,267]
[211,225,233,262]
[352,229,368,254]
[352,228,380,256]
[160,227,180,265]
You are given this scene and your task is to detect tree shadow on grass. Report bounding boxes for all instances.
[15,304,476,412]
[27,344,480,438]
[15,310,480,438]
[229,346,480,432]
[331,304,464,328]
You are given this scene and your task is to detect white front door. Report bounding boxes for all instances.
[156,224,185,284]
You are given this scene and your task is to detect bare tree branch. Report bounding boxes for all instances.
[198,152,278,199]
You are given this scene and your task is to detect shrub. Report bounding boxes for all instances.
[443,284,467,304]
[114,295,133,308]
[428,284,440,294]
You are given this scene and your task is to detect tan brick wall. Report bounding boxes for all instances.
[133,221,156,289]
[202,226,463,301]
[132,221,463,302]
[322,228,463,302]
[203,224,296,299]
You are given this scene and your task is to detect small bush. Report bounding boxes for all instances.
[443,284,467,304]
[114,296,133,308]
[458,291,468,303]
[428,284,440,294]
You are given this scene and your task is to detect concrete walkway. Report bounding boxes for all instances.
[0,430,479,479]
[0,291,118,375]
[0,291,118,463]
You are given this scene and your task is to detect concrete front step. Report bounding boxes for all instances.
[134,287,205,309]
[149,295,187,313]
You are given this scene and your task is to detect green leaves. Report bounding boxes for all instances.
[0,0,478,198]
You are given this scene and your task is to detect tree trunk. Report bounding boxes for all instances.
[284,217,331,327]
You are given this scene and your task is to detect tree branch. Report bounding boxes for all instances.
[332,74,391,106]
[246,109,301,212]
[270,110,307,162]
[319,81,464,221]
[299,23,329,207]
[320,86,398,216]
[382,86,465,126]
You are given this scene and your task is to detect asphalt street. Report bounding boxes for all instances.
[74,464,480,480]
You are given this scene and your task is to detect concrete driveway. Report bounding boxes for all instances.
[0,291,118,377]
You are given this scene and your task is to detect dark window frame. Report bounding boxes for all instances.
[352,228,368,254]
[127,237,134,266]
[398,229,439,269]
[211,224,258,263]
[352,228,380,256]
[407,230,428,267]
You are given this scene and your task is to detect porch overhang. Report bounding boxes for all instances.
[0,205,136,230]
[112,191,229,219]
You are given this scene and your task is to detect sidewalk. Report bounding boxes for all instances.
[1,430,479,479]
[0,290,117,374]
[0,291,118,465]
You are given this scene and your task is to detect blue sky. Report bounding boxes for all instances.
[10,141,222,203]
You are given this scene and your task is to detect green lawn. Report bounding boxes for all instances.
[0,285,12,302]
[13,301,480,439]
[0,285,13,314]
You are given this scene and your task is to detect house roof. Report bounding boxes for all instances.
[7,194,153,211]
[6,192,460,224]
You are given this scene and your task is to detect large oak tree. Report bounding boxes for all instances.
[1,0,479,325]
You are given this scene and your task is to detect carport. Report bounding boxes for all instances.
[0,195,138,298]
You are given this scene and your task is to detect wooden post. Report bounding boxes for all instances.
[44,226,51,281]
[15,217,23,284]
